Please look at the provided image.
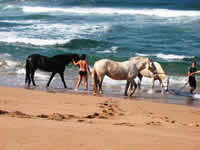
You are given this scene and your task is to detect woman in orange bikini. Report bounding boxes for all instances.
[73,54,91,91]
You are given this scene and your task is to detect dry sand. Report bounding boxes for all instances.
[0,86,200,150]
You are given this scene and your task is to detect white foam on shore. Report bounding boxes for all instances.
[22,6,200,18]
[5,60,18,67]
[169,76,187,85]
[0,53,11,58]
[16,68,49,80]
[0,54,20,68]
[99,74,187,90]
[193,94,200,99]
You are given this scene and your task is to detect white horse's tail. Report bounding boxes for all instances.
[93,68,98,93]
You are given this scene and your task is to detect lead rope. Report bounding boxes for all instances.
[178,82,188,92]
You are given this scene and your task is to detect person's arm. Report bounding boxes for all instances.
[73,59,79,66]
[190,70,200,76]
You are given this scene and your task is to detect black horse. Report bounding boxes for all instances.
[25,53,79,88]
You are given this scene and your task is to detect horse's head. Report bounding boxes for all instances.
[146,58,157,74]
[130,57,157,74]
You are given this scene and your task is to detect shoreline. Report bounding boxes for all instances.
[16,85,200,107]
[0,65,200,107]
[0,86,200,149]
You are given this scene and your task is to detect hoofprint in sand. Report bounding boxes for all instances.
[0,87,200,150]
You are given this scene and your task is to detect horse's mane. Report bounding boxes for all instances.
[153,62,168,79]
[153,62,164,73]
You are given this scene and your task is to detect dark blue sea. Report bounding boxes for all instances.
[0,0,200,106]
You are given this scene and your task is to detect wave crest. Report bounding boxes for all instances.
[136,53,195,61]
[55,39,110,49]
[22,6,200,18]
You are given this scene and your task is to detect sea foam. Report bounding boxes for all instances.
[16,68,49,80]
[97,46,118,54]
[136,53,194,60]
[0,23,110,46]
[22,6,200,18]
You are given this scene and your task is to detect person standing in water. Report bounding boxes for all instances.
[73,54,91,91]
[187,61,200,94]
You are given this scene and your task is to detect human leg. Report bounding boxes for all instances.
[83,74,88,90]
[75,75,82,90]
[189,77,196,94]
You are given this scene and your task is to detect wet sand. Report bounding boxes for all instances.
[0,86,200,150]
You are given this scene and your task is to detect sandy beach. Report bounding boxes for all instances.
[0,87,200,150]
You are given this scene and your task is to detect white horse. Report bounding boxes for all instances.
[137,61,169,91]
[93,57,156,96]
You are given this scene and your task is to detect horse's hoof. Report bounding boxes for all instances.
[93,92,97,96]
[129,94,134,97]
[33,86,37,89]
[128,90,135,97]
[24,85,30,89]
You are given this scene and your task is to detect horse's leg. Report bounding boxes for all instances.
[99,76,104,94]
[25,59,31,87]
[30,70,36,86]
[46,72,56,87]
[25,73,29,85]
[25,70,31,87]
[59,72,67,88]
[129,80,137,97]
[28,70,31,86]
[152,77,155,88]
[159,78,165,93]
[124,80,130,96]
[93,69,99,94]
[159,79,163,88]
[138,73,143,89]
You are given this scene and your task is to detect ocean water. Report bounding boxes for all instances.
[0,0,200,106]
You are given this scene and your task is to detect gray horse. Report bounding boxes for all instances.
[93,57,156,96]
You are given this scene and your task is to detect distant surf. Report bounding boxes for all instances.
[136,53,195,61]
[22,6,200,18]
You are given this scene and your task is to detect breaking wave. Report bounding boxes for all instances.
[55,39,111,49]
[22,6,200,18]
[136,53,195,61]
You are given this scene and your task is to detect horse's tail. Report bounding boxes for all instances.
[25,56,32,85]
[93,67,98,94]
